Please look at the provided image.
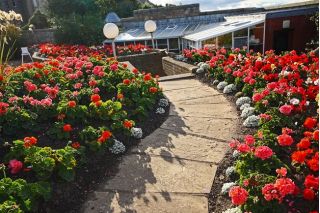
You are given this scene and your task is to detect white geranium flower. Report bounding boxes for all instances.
[241,107,255,119]
[236,97,251,107]
[290,98,300,105]
[109,139,126,154]
[314,79,319,85]
[233,150,240,158]
[217,81,228,90]
[225,166,236,178]
[243,115,260,128]
[158,98,169,107]
[305,77,313,84]
[223,84,236,94]
[156,107,165,114]
[200,63,210,71]
[196,68,205,74]
[212,79,219,85]
[221,182,236,195]
[240,103,251,111]
[131,127,143,139]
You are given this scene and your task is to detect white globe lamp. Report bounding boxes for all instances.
[144,20,157,49]
[103,23,119,58]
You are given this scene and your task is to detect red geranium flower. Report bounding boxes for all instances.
[97,130,112,143]
[8,159,23,174]
[254,146,273,160]
[229,186,248,205]
[304,117,317,129]
[123,120,133,129]
[71,142,81,149]
[297,138,311,150]
[68,101,76,108]
[149,87,158,93]
[303,188,315,200]
[123,79,130,85]
[279,104,293,115]
[24,136,38,148]
[63,124,72,132]
[91,94,101,103]
[277,133,294,146]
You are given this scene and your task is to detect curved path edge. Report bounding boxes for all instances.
[81,78,238,213]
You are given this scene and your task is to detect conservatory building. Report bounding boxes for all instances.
[104,2,318,53]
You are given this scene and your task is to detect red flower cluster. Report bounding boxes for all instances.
[98,130,112,144]
[229,186,249,205]
[24,136,38,148]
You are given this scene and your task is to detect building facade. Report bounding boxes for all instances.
[105,1,318,53]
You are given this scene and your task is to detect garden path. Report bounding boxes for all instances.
[81,77,238,213]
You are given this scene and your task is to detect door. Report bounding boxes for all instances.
[273,30,290,54]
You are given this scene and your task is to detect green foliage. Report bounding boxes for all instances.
[28,10,50,29]
[0,178,51,212]
[94,0,139,18]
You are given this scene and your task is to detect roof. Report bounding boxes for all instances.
[104,22,219,42]
[105,12,121,23]
[183,14,266,42]
[266,6,318,18]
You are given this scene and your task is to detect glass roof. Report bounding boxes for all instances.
[103,14,265,43]
[183,14,265,42]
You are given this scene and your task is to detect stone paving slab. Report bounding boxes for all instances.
[160,115,237,141]
[100,154,216,194]
[169,102,237,119]
[159,79,204,91]
[130,128,228,163]
[82,191,208,213]
[163,87,221,102]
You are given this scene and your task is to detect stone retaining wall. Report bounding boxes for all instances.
[21,28,55,46]
[118,50,167,76]
[162,57,197,76]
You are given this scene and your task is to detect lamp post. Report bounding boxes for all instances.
[144,20,157,49]
[103,23,119,59]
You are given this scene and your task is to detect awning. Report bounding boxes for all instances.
[183,14,266,42]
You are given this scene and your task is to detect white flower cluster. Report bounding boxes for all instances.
[233,150,240,158]
[241,107,255,119]
[109,139,126,154]
[212,79,219,86]
[243,115,260,128]
[156,107,165,114]
[236,97,251,107]
[290,98,300,105]
[221,182,236,195]
[217,81,228,90]
[158,98,169,107]
[223,84,236,94]
[131,127,143,139]
[222,207,242,213]
[196,62,210,74]
[225,166,236,178]
[240,103,251,111]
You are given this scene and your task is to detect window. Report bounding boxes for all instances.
[156,39,167,49]
[169,38,178,50]
[218,33,232,48]
[11,0,16,7]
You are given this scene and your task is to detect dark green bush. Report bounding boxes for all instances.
[28,10,50,29]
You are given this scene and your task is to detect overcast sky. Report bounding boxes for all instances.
[148,0,311,11]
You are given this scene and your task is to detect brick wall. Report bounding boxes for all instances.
[118,51,167,76]
[162,57,197,76]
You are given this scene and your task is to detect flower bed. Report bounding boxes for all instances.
[187,48,319,213]
[0,55,168,212]
[36,43,152,59]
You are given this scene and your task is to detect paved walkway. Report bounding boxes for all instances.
[81,78,238,213]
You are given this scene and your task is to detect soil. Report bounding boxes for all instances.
[35,98,170,213]
[195,73,256,213]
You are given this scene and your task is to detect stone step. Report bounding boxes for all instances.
[158,73,195,82]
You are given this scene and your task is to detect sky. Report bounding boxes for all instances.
[148,0,312,11]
